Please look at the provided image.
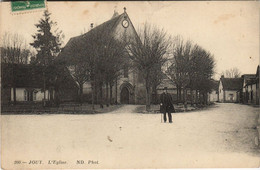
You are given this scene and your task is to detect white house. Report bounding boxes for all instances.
[218,76,243,103]
[208,80,219,102]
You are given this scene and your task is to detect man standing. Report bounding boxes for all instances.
[160,87,175,123]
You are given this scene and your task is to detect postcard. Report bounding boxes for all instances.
[1,1,260,169]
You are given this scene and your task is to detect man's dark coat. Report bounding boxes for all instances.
[160,92,175,113]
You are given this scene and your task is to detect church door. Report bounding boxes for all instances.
[120,87,129,104]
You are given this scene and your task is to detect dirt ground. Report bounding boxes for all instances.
[1,103,260,169]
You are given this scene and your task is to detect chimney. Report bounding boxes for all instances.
[90,23,93,29]
[124,7,126,13]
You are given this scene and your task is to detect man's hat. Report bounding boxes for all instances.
[164,87,168,90]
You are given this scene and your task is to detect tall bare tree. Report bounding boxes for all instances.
[1,32,31,64]
[167,37,215,106]
[166,36,193,107]
[68,60,90,104]
[1,32,31,104]
[127,23,171,111]
[221,67,241,78]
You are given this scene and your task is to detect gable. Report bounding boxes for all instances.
[113,13,139,41]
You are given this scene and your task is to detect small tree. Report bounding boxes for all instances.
[190,45,215,105]
[127,23,171,111]
[30,10,64,106]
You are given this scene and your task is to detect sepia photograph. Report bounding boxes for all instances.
[1,1,260,169]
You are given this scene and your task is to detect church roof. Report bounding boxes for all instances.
[58,12,133,60]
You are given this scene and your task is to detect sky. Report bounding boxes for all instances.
[1,1,259,79]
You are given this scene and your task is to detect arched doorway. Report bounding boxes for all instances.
[120,87,129,104]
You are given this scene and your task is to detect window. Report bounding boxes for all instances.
[229,94,234,101]
[124,66,128,78]
[33,90,37,101]
[24,90,28,101]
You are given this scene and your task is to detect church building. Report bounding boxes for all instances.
[60,8,147,104]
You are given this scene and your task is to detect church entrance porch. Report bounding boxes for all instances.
[119,82,135,104]
[120,87,129,104]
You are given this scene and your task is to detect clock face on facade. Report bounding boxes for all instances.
[122,19,129,28]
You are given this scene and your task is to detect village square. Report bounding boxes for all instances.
[1,1,260,169]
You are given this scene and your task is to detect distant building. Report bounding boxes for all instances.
[241,74,256,104]
[208,80,219,102]
[218,76,243,103]
[1,63,78,105]
[241,66,259,105]
[244,78,257,104]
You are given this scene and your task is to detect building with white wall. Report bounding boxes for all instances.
[218,76,243,103]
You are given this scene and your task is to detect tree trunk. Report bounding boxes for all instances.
[145,78,151,111]
[91,82,95,111]
[13,65,16,104]
[43,71,46,107]
[50,87,54,106]
[109,82,113,105]
[99,83,103,108]
[13,87,16,104]
[183,87,187,109]
[200,92,203,105]
[176,85,179,103]
[146,86,151,111]
[153,86,158,104]
[202,93,205,105]
[79,83,83,105]
[115,78,118,104]
[190,89,194,106]
[106,82,109,107]
[195,90,198,105]
[206,93,209,105]
[179,87,182,103]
